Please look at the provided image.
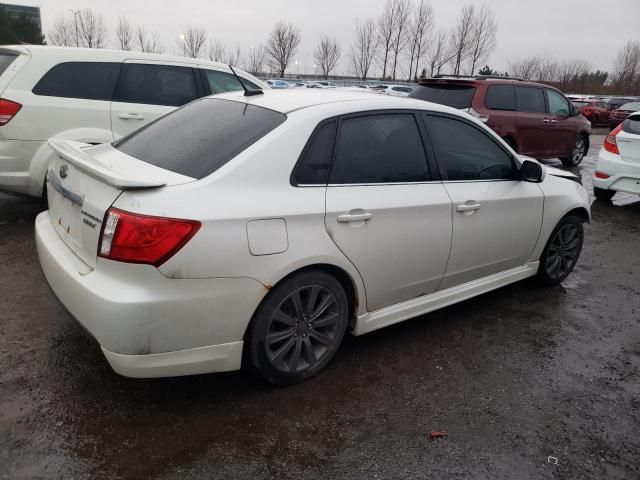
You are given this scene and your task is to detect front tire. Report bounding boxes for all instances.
[560,135,588,167]
[245,271,349,385]
[594,187,615,201]
[537,216,584,286]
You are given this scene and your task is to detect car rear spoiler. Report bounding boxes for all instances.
[49,139,167,189]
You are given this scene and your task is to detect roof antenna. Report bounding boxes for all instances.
[229,64,263,97]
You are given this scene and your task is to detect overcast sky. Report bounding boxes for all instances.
[19,0,640,77]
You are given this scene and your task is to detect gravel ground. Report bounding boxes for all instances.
[1,129,639,479]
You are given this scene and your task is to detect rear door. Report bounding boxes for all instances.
[515,86,550,158]
[544,88,576,157]
[110,60,201,140]
[424,113,543,289]
[324,111,452,312]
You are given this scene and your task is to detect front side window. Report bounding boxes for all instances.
[426,114,515,181]
[291,121,336,185]
[203,69,260,94]
[113,63,199,107]
[515,87,545,113]
[330,113,429,184]
[546,89,570,116]
[33,62,121,101]
[114,98,286,179]
[485,85,515,110]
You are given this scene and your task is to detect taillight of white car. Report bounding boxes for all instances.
[594,125,623,180]
[98,208,201,267]
[0,98,22,126]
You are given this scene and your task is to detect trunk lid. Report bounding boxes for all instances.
[47,140,194,268]
[618,116,640,164]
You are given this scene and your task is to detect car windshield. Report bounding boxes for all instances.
[114,98,286,179]
[619,102,640,111]
[409,84,476,109]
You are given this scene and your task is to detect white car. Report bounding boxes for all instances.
[307,81,336,89]
[593,112,640,200]
[35,89,590,385]
[372,84,414,97]
[0,45,265,198]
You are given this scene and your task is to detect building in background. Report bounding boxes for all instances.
[0,2,41,32]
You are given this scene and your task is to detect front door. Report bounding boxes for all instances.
[424,113,544,290]
[545,88,577,157]
[324,112,452,312]
[110,60,200,140]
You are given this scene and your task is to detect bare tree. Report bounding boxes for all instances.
[427,29,456,76]
[314,36,341,79]
[611,40,640,95]
[377,0,398,79]
[266,21,301,76]
[406,0,434,81]
[245,44,267,76]
[467,4,497,75]
[76,9,107,48]
[536,58,560,83]
[226,45,243,67]
[390,0,411,80]
[350,18,378,80]
[179,26,207,58]
[208,39,227,62]
[48,16,75,47]
[135,26,164,54]
[115,16,132,51]
[558,58,591,91]
[451,5,475,75]
[508,56,541,79]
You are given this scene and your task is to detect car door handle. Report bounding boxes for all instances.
[456,202,481,212]
[337,212,373,223]
[542,118,550,124]
[550,119,558,124]
[117,113,145,120]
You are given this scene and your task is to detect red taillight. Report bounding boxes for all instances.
[0,98,22,126]
[604,124,623,154]
[594,171,610,179]
[98,208,201,267]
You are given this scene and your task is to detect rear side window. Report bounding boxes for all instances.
[409,84,476,109]
[114,98,286,179]
[33,62,121,101]
[0,53,17,76]
[291,121,336,185]
[203,69,260,94]
[426,114,514,181]
[114,63,199,107]
[485,85,515,110]
[330,113,429,184]
[516,87,545,113]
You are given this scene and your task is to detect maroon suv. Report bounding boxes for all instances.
[409,76,592,166]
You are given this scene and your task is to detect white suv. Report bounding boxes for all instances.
[0,45,265,198]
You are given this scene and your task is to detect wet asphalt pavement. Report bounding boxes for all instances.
[1,129,639,479]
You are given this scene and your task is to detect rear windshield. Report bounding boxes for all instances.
[0,53,17,76]
[622,116,640,134]
[114,98,286,179]
[619,102,640,111]
[409,84,476,109]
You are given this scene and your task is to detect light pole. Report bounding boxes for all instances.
[68,9,80,47]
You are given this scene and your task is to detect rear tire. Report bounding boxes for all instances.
[245,271,349,385]
[536,216,584,286]
[594,187,615,201]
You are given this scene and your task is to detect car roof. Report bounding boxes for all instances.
[213,89,458,115]
[419,77,545,88]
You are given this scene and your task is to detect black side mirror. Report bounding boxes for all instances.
[521,160,544,183]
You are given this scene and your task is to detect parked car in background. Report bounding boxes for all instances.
[572,99,610,126]
[607,97,637,112]
[0,45,266,199]
[409,76,592,166]
[371,84,414,97]
[266,79,290,89]
[307,81,336,89]
[608,102,640,130]
[290,81,307,88]
[594,112,640,200]
[36,89,589,385]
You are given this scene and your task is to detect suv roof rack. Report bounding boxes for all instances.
[428,74,525,82]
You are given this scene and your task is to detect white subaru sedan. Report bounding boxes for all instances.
[35,89,590,385]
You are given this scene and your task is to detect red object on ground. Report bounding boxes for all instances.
[429,431,448,439]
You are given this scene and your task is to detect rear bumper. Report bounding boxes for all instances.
[35,211,267,378]
[594,148,640,195]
